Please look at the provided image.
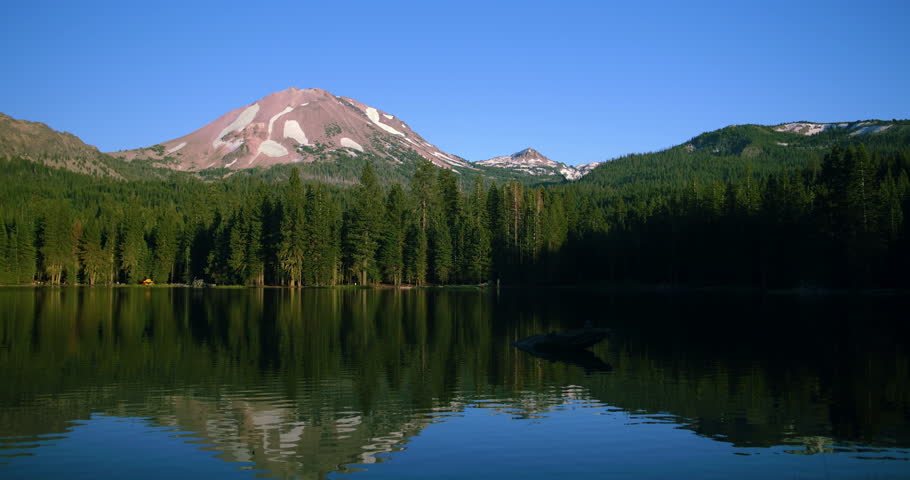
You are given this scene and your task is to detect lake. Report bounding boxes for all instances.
[0,287,908,479]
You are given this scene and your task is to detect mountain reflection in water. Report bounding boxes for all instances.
[0,287,908,479]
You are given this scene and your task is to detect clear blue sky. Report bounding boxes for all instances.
[1,0,908,165]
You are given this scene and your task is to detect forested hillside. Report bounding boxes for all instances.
[2,137,909,288]
[581,120,910,193]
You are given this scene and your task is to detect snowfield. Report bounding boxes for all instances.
[213,104,260,148]
[258,140,289,158]
[283,120,310,145]
[268,106,294,136]
[365,107,405,136]
[167,142,186,153]
[340,138,364,152]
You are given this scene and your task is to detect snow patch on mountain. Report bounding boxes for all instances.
[258,140,289,158]
[432,151,458,165]
[268,106,294,136]
[365,107,405,136]
[283,120,309,145]
[341,137,364,152]
[167,142,186,153]
[365,107,380,123]
[213,104,259,148]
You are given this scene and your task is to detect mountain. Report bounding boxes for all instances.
[475,148,602,181]
[108,87,473,172]
[580,119,910,191]
[0,113,121,177]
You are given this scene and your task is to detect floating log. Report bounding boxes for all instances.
[512,327,610,353]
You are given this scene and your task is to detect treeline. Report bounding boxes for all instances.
[0,159,567,286]
[1,144,909,288]
[558,144,910,287]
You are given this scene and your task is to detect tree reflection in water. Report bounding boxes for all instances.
[0,287,908,479]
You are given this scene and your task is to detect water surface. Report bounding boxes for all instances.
[0,287,908,479]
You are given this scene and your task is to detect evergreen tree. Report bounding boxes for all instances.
[40,203,73,284]
[404,224,428,286]
[278,169,306,286]
[378,184,406,285]
[506,182,523,255]
[12,217,37,284]
[205,210,232,284]
[119,213,148,284]
[881,173,904,240]
[461,176,492,283]
[228,203,264,285]
[845,145,878,235]
[302,184,336,285]
[79,220,110,285]
[541,189,568,253]
[436,169,462,277]
[430,218,453,284]
[259,190,283,285]
[0,222,9,284]
[67,219,83,283]
[521,187,544,262]
[345,163,383,285]
[486,184,506,280]
[410,161,435,233]
[152,211,179,283]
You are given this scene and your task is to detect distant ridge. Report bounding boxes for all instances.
[0,112,120,177]
[476,147,602,180]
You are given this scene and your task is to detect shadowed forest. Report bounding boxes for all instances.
[1,144,908,289]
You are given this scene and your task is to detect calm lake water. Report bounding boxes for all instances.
[0,287,908,479]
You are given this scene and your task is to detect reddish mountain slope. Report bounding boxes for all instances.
[109,88,470,171]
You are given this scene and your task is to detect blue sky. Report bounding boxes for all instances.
[1,0,908,165]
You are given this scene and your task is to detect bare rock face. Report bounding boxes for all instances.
[476,147,600,180]
[108,87,471,171]
[573,162,602,177]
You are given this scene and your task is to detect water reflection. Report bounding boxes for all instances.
[0,287,908,479]
[513,336,613,373]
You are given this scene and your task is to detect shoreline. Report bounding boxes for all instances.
[1,283,907,296]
